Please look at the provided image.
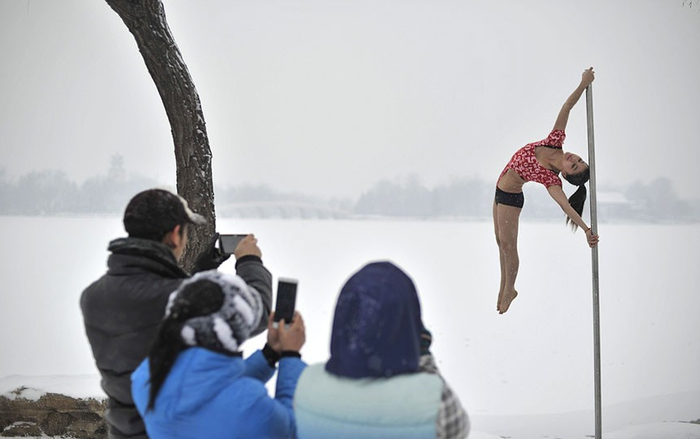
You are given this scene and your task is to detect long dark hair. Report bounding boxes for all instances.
[563,168,590,231]
[147,280,224,410]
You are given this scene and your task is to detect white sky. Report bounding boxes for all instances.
[1,0,699,199]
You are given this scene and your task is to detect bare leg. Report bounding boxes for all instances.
[495,203,522,314]
[493,202,506,312]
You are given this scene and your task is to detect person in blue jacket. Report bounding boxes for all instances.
[294,261,470,439]
[131,270,306,439]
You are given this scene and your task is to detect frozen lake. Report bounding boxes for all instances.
[1,216,699,437]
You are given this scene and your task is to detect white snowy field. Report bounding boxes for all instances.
[1,216,699,438]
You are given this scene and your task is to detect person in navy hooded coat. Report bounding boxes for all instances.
[293,261,470,439]
[131,270,306,439]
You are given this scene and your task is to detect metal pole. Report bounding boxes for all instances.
[586,84,602,439]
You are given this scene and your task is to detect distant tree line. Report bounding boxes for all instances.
[354,175,493,219]
[1,158,699,223]
[353,175,700,223]
[0,156,158,215]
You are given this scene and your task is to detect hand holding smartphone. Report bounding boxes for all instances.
[218,234,248,255]
[273,278,298,329]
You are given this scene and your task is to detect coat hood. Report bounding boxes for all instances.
[326,261,422,378]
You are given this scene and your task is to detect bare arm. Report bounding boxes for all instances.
[553,67,595,131]
[547,185,599,247]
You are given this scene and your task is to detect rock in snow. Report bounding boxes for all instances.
[0,375,107,438]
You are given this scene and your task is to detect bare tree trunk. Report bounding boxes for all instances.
[105,0,215,271]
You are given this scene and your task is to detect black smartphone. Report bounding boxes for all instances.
[218,234,248,255]
[273,278,298,328]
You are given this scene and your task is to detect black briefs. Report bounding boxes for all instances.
[495,187,524,209]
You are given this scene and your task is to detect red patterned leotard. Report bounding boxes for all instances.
[498,129,565,188]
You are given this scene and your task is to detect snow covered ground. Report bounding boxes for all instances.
[604,423,700,439]
[2,374,698,439]
[470,423,700,439]
[1,216,699,438]
[469,422,700,439]
[2,375,698,438]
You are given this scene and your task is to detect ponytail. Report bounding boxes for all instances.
[147,319,187,411]
[147,280,225,410]
[563,167,590,231]
[565,184,587,231]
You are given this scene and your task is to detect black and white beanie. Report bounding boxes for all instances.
[165,270,263,353]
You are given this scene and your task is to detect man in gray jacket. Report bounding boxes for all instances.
[80,188,272,439]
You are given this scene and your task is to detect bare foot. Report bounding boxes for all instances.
[498,289,518,314]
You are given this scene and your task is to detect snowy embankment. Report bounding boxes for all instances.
[0,375,105,438]
[0,375,104,401]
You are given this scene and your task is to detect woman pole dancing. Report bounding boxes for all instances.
[494,67,600,314]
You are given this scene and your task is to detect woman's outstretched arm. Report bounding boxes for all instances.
[547,185,599,247]
[553,67,595,131]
